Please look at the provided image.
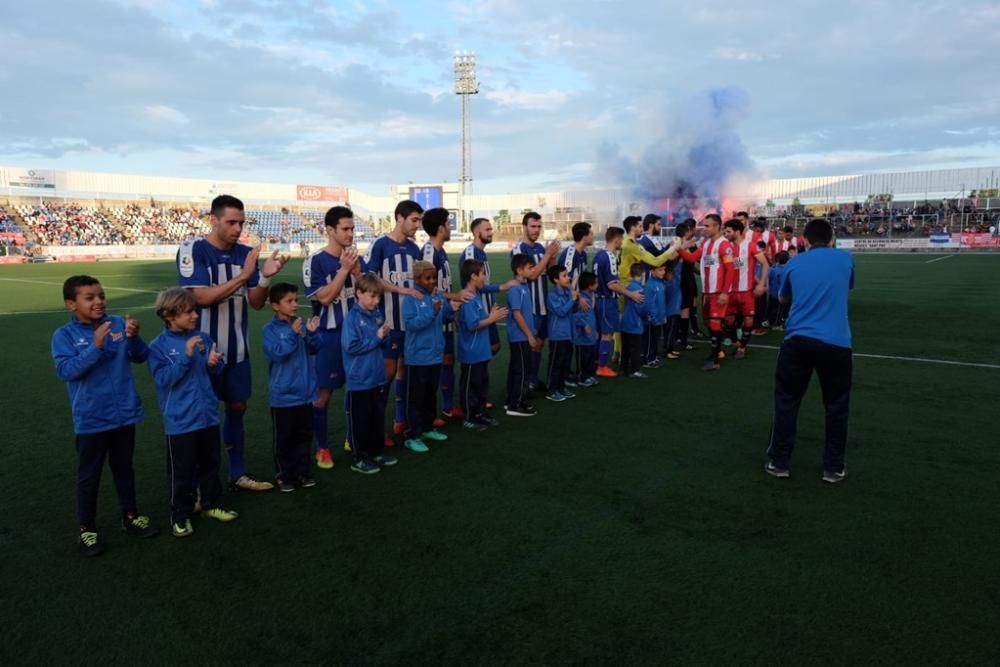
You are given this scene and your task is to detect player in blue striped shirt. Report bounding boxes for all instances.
[421,208,475,424]
[557,222,593,289]
[363,200,425,439]
[304,205,361,469]
[511,212,561,390]
[557,222,593,384]
[176,194,289,492]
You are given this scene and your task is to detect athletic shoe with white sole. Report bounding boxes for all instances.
[765,461,790,478]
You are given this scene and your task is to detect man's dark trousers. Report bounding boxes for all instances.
[767,335,852,473]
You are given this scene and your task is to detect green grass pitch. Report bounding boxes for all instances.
[0,253,997,664]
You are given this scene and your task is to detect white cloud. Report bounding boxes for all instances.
[143,104,190,125]
[714,48,779,62]
[484,85,567,111]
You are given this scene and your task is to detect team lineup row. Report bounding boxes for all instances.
[52,196,800,556]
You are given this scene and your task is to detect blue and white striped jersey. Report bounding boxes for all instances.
[461,244,496,311]
[422,242,453,293]
[304,248,356,330]
[511,240,548,317]
[594,248,620,299]
[177,237,260,364]
[363,234,422,331]
[423,242,454,332]
[558,245,589,289]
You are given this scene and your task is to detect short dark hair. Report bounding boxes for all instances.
[803,219,833,246]
[546,264,567,283]
[641,214,661,231]
[394,199,423,220]
[623,216,642,233]
[782,225,794,234]
[522,211,541,225]
[269,282,298,303]
[664,259,677,272]
[751,219,766,231]
[629,263,645,278]
[471,217,490,232]
[703,213,722,226]
[578,271,597,290]
[324,205,353,227]
[510,254,533,273]
[776,251,790,265]
[421,208,450,237]
[606,226,624,242]
[63,275,100,301]
[210,194,244,218]
[736,211,749,219]
[674,221,690,237]
[355,273,384,295]
[571,222,592,242]
[723,219,745,233]
[461,259,484,284]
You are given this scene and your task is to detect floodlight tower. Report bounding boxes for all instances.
[454,50,479,228]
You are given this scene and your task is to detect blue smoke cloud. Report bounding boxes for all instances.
[599,86,761,217]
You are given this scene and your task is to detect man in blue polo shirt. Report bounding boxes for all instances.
[765,218,854,483]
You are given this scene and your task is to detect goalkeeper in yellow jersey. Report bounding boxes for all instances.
[620,215,682,279]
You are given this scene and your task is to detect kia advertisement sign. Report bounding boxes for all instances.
[296,185,349,202]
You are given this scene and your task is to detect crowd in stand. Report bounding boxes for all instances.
[106,204,209,244]
[15,204,125,246]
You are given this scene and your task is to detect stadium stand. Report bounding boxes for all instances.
[105,204,209,244]
[15,204,124,246]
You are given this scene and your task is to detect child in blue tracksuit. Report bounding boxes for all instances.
[663,260,683,358]
[544,265,579,402]
[766,251,790,328]
[401,260,456,452]
[621,264,649,377]
[458,258,508,430]
[148,287,239,538]
[264,283,322,491]
[573,271,599,387]
[52,275,159,556]
[642,264,668,367]
[342,274,398,474]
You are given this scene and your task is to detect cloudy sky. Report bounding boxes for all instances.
[1,0,998,193]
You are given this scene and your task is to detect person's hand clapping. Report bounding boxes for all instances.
[207,343,223,367]
[488,304,509,323]
[240,246,261,282]
[185,334,204,357]
[124,314,140,338]
[93,321,112,349]
[262,249,289,278]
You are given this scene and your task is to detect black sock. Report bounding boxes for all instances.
[709,331,722,360]
[740,330,751,349]
[679,318,689,346]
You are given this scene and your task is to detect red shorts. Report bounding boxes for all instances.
[703,293,729,320]
[726,291,756,318]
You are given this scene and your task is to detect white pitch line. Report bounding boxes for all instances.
[0,277,159,294]
[925,255,955,264]
[730,341,1000,370]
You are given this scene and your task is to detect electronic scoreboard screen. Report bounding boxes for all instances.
[409,186,443,210]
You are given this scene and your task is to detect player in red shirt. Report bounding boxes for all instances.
[678,213,734,371]
[722,219,770,358]
[774,226,795,254]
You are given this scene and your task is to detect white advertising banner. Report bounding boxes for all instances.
[9,168,56,189]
